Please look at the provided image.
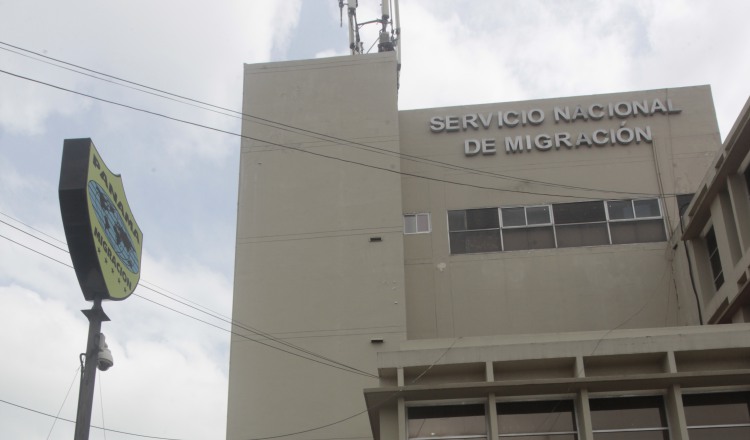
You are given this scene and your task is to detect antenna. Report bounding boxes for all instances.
[338,0,400,58]
[337,0,401,88]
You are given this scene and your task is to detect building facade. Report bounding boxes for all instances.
[227,52,750,440]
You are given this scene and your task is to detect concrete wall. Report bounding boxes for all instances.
[399,86,721,339]
[227,53,407,440]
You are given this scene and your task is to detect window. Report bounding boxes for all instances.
[607,199,666,245]
[408,404,487,440]
[405,213,431,234]
[501,206,555,251]
[554,201,610,248]
[683,392,750,440]
[497,400,578,439]
[448,209,501,254]
[590,396,669,440]
[449,198,667,255]
[676,193,694,215]
[705,227,724,290]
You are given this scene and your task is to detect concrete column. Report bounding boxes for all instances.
[576,389,593,440]
[398,397,406,440]
[487,393,498,440]
[665,385,689,440]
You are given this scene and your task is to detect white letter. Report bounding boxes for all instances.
[446,116,460,131]
[429,116,445,132]
[464,139,481,156]
[482,138,496,155]
[505,136,524,153]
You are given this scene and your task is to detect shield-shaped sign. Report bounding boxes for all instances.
[59,138,143,301]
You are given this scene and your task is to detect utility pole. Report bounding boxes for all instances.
[73,299,110,440]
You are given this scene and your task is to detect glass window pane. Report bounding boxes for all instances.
[526,206,551,225]
[417,214,430,232]
[687,426,750,440]
[705,227,718,250]
[593,431,668,440]
[590,396,667,431]
[450,232,467,254]
[709,251,723,278]
[497,400,576,434]
[609,219,666,244]
[404,215,417,234]
[634,199,660,218]
[502,207,526,227]
[448,210,466,231]
[504,435,576,440]
[555,223,609,248]
[450,230,501,254]
[503,227,555,251]
[553,201,606,224]
[607,200,634,220]
[466,208,499,230]
[683,392,750,425]
[677,194,694,215]
[408,404,486,438]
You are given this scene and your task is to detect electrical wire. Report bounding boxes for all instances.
[0,68,673,202]
[0,398,183,440]
[0,40,685,199]
[0,44,705,439]
[0,213,379,377]
[0,228,378,379]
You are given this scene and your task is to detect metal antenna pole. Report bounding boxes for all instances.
[74,298,110,440]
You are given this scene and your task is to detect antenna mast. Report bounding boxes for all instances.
[339,0,401,61]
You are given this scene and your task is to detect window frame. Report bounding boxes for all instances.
[606,198,663,222]
[404,213,432,235]
[589,395,670,439]
[448,198,667,255]
[704,225,724,290]
[407,402,489,440]
[496,399,578,439]
[682,391,750,438]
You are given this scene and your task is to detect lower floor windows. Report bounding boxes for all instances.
[590,396,669,440]
[497,400,578,439]
[683,392,750,440]
[408,404,487,440]
[403,392,749,440]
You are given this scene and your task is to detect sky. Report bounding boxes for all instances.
[1,1,749,439]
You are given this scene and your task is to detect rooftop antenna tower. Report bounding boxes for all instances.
[339,0,401,77]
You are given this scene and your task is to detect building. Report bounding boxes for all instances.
[227,52,750,440]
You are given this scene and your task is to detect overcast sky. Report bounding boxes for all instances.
[1,1,749,439]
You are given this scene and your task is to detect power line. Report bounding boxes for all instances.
[0,213,387,374]
[0,398,184,440]
[0,67,671,202]
[0,227,378,379]
[0,213,379,375]
[0,40,682,199]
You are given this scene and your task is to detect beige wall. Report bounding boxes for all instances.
[229,51,727,440]
[228,53,407,440]
[399,86,721,339]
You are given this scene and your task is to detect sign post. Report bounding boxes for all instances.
[74,299,109,440]
[59,138,142,440]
